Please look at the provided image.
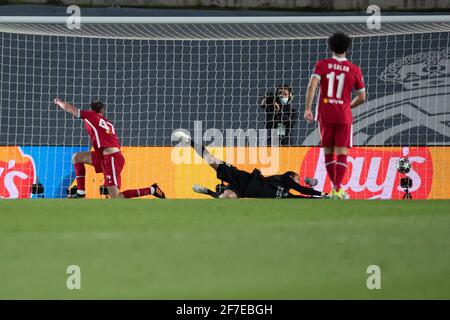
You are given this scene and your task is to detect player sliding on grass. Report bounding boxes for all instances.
[174,131,327,199]
[304,32,366,199]
[53,98,165,199]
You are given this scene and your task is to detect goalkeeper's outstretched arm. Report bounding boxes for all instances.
[281,173,326,197]
[53,98,79,117]
[174,130,223,170]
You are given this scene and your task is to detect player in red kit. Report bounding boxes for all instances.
[304,32,366,199]
[53,98,166,199]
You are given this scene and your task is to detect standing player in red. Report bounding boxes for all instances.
[53,98,165,199]
[304,32,366,199]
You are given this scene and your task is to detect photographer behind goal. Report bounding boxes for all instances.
[260,84,298,146]
[174,131,327,199]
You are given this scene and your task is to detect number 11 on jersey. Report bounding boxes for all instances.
[326,72,345,99]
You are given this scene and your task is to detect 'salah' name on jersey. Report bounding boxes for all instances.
[328,63,350,72]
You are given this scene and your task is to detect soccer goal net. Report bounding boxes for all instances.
[0,15,449,199]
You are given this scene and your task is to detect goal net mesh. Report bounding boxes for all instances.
[0,20,449,199]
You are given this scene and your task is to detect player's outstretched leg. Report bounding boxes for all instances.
[174,131,222,170]
[108,183,166,199]
[150,183,166,199]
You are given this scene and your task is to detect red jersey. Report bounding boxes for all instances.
[312,56,365,124]
[78,110,121,152]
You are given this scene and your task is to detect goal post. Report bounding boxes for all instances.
[0,15,449,199]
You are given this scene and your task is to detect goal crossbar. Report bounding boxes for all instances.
[0,15,450,40]
[0,15,449,24]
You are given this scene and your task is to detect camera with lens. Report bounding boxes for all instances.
[31,181,45,198]
[99,185,109,197]
[396,158,413,200]
[400,177,412,189]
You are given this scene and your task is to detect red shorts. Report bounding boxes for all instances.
[91,151,104,174]
[91,151,125,188]
[319,122,353,148]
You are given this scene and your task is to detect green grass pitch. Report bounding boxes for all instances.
[0,199,449,299]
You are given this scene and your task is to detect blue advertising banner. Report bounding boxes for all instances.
[0,146,88,199]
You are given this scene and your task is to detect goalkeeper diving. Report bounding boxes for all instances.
[174,131,327,199]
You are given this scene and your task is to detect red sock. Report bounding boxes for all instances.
[74,163,86,193]
[324,154,336,187]
[122,187,153,199]
[335,155,348,191]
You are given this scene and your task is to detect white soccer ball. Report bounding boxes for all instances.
[173,130,191,143]
[396,158,412,174]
